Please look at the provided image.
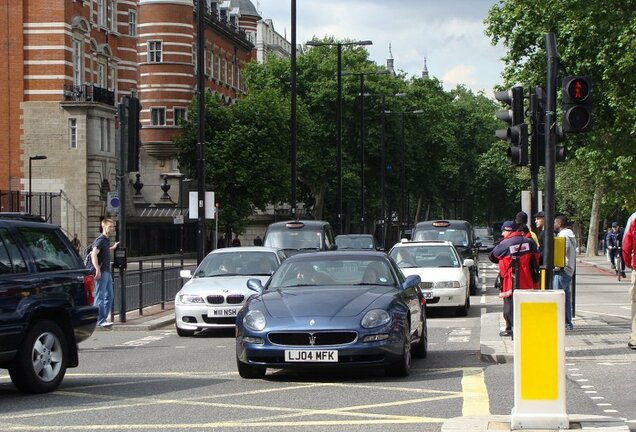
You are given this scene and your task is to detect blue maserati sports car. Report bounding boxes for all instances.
[235,251,428,379]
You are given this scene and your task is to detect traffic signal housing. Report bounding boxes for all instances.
[495,86,528,166]
[127,96,142,172]
[562,76,592,133]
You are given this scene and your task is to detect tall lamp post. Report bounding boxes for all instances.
[363,93,406,248]
[305,39,372,234]
[383,110,423,238]
[28,155,47,214]
[341,69,390,233]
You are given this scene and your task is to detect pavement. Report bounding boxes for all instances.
[98,254,632,430]
[457,254,632,431]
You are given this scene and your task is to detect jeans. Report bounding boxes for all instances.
[94,271,113,325]
[553,271,573,327]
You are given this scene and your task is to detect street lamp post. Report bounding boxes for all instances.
[341,70,390,234]
[305,39,372,234]
[384,110,423,238]
[28,155,47,214]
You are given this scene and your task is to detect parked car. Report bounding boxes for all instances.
[0,213,98,393]
[262,220,336,256]
[388,240,472,316]
[235,251,428,379]
[335,234,382,251]
[411,220,480,295]
[474,227,495,252]
[175,247,287,336]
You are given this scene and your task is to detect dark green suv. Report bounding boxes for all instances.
[0,213,98,393]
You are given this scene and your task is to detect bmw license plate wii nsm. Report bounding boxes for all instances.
[285,350,338,362]
[208,307,240,317]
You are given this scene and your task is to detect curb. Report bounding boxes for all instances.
[441,414,629,431]
[479,312,513,364]
[95,315,175,332]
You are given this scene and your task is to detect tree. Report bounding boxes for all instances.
[173,90,291,240]
[485,0,636,255]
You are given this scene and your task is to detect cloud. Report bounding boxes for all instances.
[258,0,505,93]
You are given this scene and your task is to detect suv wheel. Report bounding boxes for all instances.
[9,320,67,393]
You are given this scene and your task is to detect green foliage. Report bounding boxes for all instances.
[485,0,636,219]
[173,35,528,234]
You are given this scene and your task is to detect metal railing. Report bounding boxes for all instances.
[112,254,197,318]
[64,84,115,106]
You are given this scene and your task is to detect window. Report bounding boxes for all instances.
[106,119,111,152]
[72,39,83,86]
[99,118,106,151]
[148,40,162,63]
[0,229,27,274]
[97,62,106,88]
[128,10,137,36]
[111,0,117,32]
[69,118,77,149]
[174,108,186,125]
[151,108,165,126]
[97,0,107,27]
[18,227,76,272]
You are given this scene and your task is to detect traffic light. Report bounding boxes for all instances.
[562,76,592,133]
[530,87,546,168]
[495,86,528,166]
[127,96,142,172]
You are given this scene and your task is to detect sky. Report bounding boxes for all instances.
[255,0,506,95]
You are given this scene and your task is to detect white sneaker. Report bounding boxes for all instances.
[99,321,113,327]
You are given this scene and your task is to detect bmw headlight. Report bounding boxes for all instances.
[178,294,205,304]
[361,309,391,328]
[243,310,267,331]
[435,281,460,288]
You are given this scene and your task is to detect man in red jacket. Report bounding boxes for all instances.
[489,221,540,337]
[621,217,636,350]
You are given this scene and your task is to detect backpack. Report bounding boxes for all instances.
[83,236,103,274]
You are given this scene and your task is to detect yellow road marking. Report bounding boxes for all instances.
[461,367,490,416]
[1,367,487,429]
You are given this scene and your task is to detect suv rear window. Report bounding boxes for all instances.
[17,227,77,272]
[0,228,28,274]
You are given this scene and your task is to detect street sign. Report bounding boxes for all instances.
[107,191,120,215]
[173,215,184,225]
[188,191,215,219]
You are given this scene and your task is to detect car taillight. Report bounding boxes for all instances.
[83,275,95,305]
[420,296,427,306]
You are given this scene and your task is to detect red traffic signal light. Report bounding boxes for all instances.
[562,76,592,133]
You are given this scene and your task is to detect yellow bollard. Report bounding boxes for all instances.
[511,290,568,430]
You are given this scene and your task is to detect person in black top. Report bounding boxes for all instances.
[90,218,119,327]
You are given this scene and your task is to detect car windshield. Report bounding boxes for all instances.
[412,229,468,247]
[264,230,322,250]
[269,257,396,288]
[389,245,460,268]
[194,251,278,277]
[474,228,491,238]
[335,236,375,250]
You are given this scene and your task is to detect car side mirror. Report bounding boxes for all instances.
[463,259,475,268]
[180,269,192,279]
[401,274,421,291]
[247,278,265,295]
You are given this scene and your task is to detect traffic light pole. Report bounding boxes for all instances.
[543,33,558,290]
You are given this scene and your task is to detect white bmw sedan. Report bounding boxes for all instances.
[388,241,473,316]
[175,246,287,336]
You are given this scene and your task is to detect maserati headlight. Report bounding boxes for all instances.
[435,281,460,288]
[178,294,205,304]
[243,310,267,331]
[361,309,391,329]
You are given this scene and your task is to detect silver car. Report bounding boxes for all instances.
[175,247,287,336]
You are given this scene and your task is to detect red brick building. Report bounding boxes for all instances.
[0,0,258,252]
